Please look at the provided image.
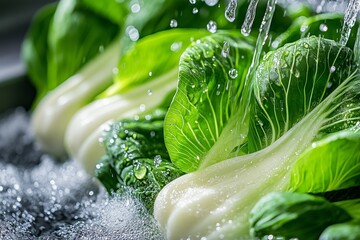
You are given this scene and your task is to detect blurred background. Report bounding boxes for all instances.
[0,0,56,112]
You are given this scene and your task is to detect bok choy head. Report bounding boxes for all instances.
[154,35,360,239]
[25,0,227,158]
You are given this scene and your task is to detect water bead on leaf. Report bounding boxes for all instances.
[319,23,328,32]
[228,68,238,79]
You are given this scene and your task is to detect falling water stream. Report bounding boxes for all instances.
[340,0,360,45]
[241,0,260,36]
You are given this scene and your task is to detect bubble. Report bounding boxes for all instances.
[207,20,217,33]
[192,7,199,14]
[147,89,152,95]
[170,19,178,28]
[228,68,238,79]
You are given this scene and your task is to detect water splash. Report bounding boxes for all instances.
[225,0,237,22]
[0,109,164,239]
[246,0,277,80]
[241,0,260,36]
[354,24,360,64]
[339,0,360,46]
[240,0,277,121]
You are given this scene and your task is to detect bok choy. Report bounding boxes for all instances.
[22,0,360,239]
[154,36,360,239]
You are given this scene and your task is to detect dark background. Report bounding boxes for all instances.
[0,0,55,112]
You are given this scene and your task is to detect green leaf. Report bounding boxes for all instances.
[164,32,254,172]
[47,0,120,90]
[250,192,352,240]
[248,36,358,152]
[320,221,360,240]
[100,29,210,97]
[78,0,128,25]
[289,130,360,193]
[271,12,350,49]
[21,3,57,105]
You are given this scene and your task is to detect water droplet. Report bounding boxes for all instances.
[207,20,217,33]
[98,45,104,53]
[241,0,265,37]
[319,23,328,32]
[241,26,250,37]
[134,165,147,179]
[300,25,309,33]
[126,26,139,41]
[148,71,152,76]
[294,69,300,78]
[225,0,237,22]
[221,41,230,58]
[228,68,238,79]
[204,49,214,58]
[139,104,146,112]
[327,81,333,88]
[170,19,178,28]
[131,3,141,13]
[189,0,196,4]
[192,7,199,14]
[154,155,162,167]
[205,0,218,6]
[330,65,336,73]
[147,89,152,95]
[171,41,183,52]
[271,40,279,49]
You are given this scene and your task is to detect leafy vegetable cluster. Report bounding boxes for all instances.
[23,0,360,239]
